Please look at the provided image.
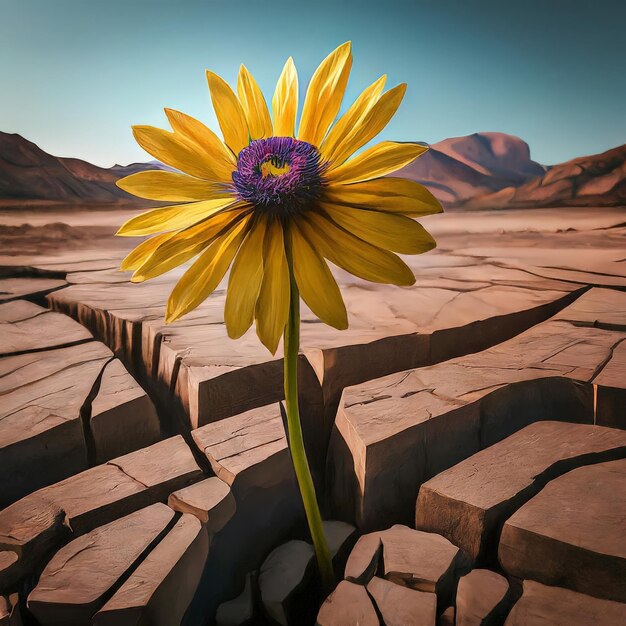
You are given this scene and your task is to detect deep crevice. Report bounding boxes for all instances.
[0,336,93,360]
[0,265,67,280]
[78,356,115,467]
[83,509,182,620]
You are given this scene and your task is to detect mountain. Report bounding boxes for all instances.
[458,144,626,210]
[1,131,624,210]
[0,132,166,204]
[395,132,547,205]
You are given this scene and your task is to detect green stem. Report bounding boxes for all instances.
[283,263,335,591]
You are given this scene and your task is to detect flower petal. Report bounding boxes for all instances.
[290,222,347,330]
[255,220,290,354]
[131,207,250,282]
[272,57,298,137]
[237,65,272,141]
[224,216,268,339]
[206,70,250,155]
[320,202,436,254]
[323,178,443,217]
[298,42,352,146]
[164,108,236,181]
[120,232,173,271]
[116,170,231,202]
[299,211,415,286]
[116,197,238,237]
[327,141,428,184]
[132,125,222,180]
[320,75,387,162]
[326,83,407,167]
[165,217,249,323]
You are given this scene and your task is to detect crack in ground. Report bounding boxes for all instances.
[105,460,151,490]
[590,337,626,383]
[0,336,94,360]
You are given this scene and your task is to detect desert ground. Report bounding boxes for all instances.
[0,204,624,625]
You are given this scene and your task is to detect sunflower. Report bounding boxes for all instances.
[116,41,441,354]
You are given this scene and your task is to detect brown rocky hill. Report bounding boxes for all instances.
[2,131,623,210]
[1,131,545,207]
[459,144,626,210]
[395,132,546,205]
[0,132,167,204]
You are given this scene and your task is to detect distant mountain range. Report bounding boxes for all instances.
[396,132,547,204]
[0,132,167,204]
[458,142,626,210]
[1,130,624,209]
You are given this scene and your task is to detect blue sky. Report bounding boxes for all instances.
[1,0,624,167]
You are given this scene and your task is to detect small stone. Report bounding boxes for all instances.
[168,477,236,534]
[344,533,382,584]
[259,540,315,625]
[381,525,471,607]
[367,576,437,626]
[0,592,21,626]
[438,606,455,626]
[0,552,17,571]
[323,520,356,573]
[316,580,379,626]
[216,572,256,626]
[456,569,511,626]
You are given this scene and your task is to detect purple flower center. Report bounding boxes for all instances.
[232,137,325,216]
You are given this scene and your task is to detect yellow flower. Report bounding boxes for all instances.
[117,42,442,354]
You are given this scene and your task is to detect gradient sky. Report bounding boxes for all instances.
[2,0,624,167]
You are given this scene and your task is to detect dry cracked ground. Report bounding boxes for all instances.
[0,205,624,625]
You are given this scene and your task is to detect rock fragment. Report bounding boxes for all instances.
[380,525,470,607]
[259,540,315,625]
[215,572,256,626]
[168,476,235,534]
[456,569,512,626]
[316,580,379,626]
[367,576,437,626]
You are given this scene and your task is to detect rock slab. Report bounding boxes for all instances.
[499,458,626,603]
[0,436,201,591]
[0,340,112,505]
[504,580,626,626]
[329,289,625,529]
[28,504,174,625]
[415,421,626,560]
[94,513,208,626]
[89,358,161,463]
